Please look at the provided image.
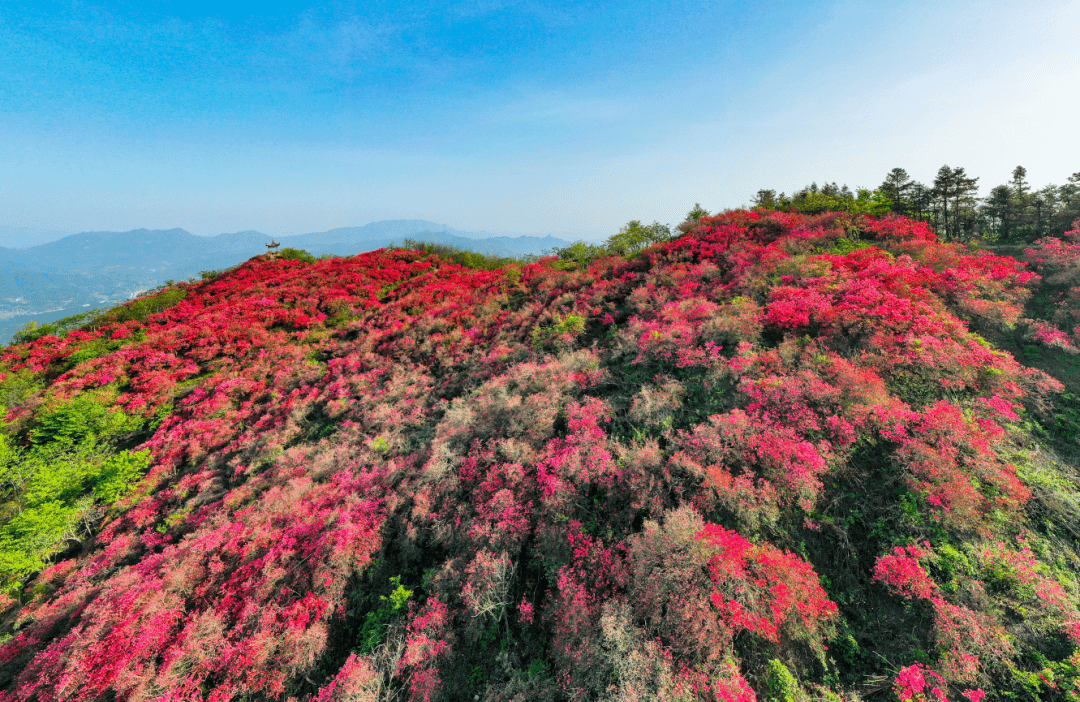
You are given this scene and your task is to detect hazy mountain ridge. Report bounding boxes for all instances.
[0,220,571,342]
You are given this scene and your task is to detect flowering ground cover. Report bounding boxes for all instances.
[0,211,1079,701]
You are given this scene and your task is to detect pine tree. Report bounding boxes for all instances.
[879,168,913,215]
[983,185,1012,240]
[932,166,979,241]
[1010,166,1032,239]
[952,167,980,241]
[932,166,956,240]
[1052,172,1080,235]
[751,190,779,209]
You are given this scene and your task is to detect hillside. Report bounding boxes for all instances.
[0,222,571,345]
[0,211,1079,702]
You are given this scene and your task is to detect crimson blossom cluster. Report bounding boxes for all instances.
[0,211,1078,702]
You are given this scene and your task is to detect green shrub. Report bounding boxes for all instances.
[1042,390,1080,446]
[98,286,187,326]
[532,313,586,351]
[606,220,672,256]
[0,399,151,592]
[357,575,413,654]
[399,239,529,271]
[279,247,317,263]
[30,397,143,448]
[0,371,40,409]
[764,659,802,702]
[9,309,108,345]
[0,500,85,581]
[548,241,609,270]
[827,237,870,255]
[0,443,151,592]
[10,320,55,345]
[60,332,146,372]
[549,219,674,270]
[92,450,152,503]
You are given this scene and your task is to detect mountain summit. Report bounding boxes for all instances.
[1,211,1079,701]
[0,221,571,344]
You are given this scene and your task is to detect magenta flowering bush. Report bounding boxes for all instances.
[1024,219,1080,350]
[0,210,1078,701]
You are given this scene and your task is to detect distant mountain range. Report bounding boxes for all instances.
[0,220,571,344]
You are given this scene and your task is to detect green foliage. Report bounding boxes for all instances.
[279,247,317,263]
[0,398,151,593]
[1021,343,1043,363]
[856,188,893,216]
[357,576,413,654]
[1040,390,1080,447]
[606,220,672,256]
[791,191,858,215]
[831,630,860,668]
[0,370,40,409]
[464,617,514,694]
[30,396,142,448]
[386,579,412,610]
[399,239,531,271]
[0,449,151,592]
[554,314,586,336]
[10,309,109,345]
[66,330,148,371]
[98,285,188,326]
[752,183,892,217]
[11,321,55,346]
[764,659,802,702]
[522,658,551,682]
[532,313,586,352]
[0,501,83,580]
[686,202,710,221]
[93,450,152,503]
[156,504,193,534]
[824,237,870,256]
[933,543,975,588]
[548,240,609,270]
[550,219,674,270]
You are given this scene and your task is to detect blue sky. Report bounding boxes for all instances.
[1,0,1077,247]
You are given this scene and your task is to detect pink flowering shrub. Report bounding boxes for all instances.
[894,663,949,702]
[874,544,939,600]
[1025,220,1080,348]
[1029,320,1080,353]
[313,654,381,702]
[0,211,1076,701]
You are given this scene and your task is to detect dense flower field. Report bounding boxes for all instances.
[1,211,1078,701]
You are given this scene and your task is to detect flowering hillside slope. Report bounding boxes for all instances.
[1,211,1079,702]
